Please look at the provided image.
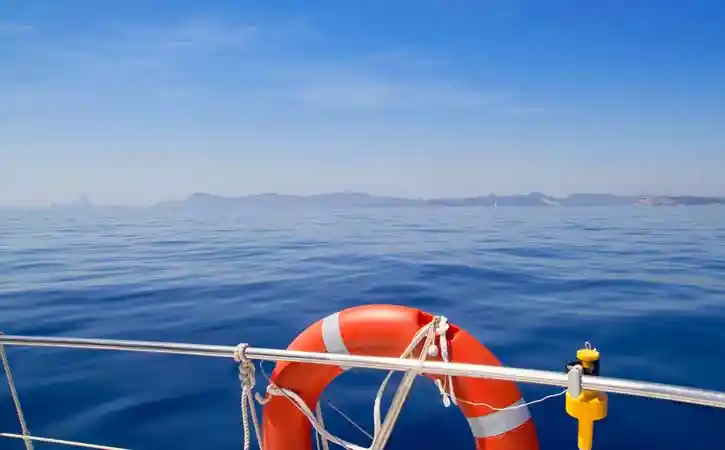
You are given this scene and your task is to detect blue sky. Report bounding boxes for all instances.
[1,0,724,206]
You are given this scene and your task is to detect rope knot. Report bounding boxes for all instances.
[235,344,256,390]
[233,343,249,363]
[435,316,449,336]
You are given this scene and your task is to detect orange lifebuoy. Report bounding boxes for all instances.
[262,304,539,450]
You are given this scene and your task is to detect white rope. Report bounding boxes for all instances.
[1,333,133,450]
[447,389,568,410]
[372,317,439,437]
[425,320,568,413]
[236,316,567,450]
[434,317,458,407]
[247,317,444,450]
[1,332,34,450]
[256,383,367,450]
[0,324,567,450]
[0,433,129,450]
[257,362,376,442]
[235,344,263,450]
[315,402,330,450]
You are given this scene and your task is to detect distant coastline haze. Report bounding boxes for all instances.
[20,192,724,211]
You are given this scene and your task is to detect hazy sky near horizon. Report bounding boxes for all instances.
[2,1,724,206]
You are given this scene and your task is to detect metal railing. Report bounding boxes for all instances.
[2,334,724,409]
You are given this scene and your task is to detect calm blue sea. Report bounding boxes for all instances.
[1,207,724,450]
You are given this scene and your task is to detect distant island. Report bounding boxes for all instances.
[30,192,725,212]
[144,192,725,211]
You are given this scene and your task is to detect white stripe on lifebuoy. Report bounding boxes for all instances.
[466,398,531,438]
[321,312,350,355]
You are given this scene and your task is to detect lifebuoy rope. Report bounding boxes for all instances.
[233,316,565,450]
[1,322,563,450]
[235,344,264,450]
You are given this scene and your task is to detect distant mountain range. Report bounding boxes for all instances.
[146,192,725,210]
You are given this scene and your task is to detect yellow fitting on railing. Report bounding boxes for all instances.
[566,344,607,450]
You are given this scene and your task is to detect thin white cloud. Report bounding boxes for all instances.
[1,18,268,109]
[0,23,34,35]
[2,15,537,114]
[263,50,514,111]
[111,19,259,53]
[39,19,259,78]
[295,78,509,110]
[355,48,447,72]
[504,105,548,116]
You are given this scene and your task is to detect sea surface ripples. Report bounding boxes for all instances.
[1,206,724,449]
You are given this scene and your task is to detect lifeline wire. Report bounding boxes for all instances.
[2,329,724,449]
[2,334,724,409]
[1,332,130,450]
[0,332,34,450]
